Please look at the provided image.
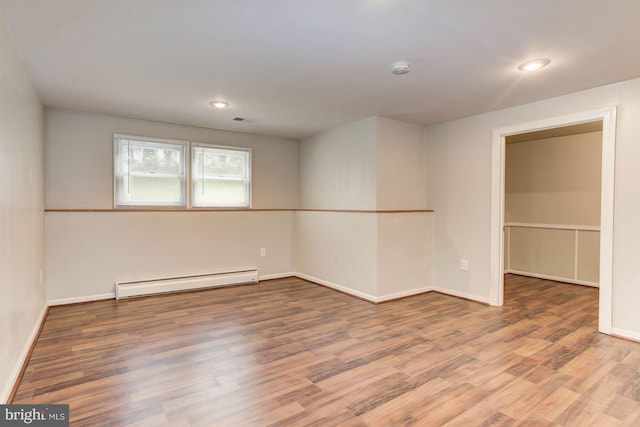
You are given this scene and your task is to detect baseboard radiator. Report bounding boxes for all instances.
[115,268,259,299]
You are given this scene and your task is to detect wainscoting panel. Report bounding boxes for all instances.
[505,223,599,286]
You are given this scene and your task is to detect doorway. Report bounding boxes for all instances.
[490,107,617,334]
[504,122,602,287]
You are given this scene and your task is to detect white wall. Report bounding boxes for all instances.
[425,77,640,337]
[376,118,431,299]
[377,117,428,210]
[505,132,602,225]
[0,14,46,402]
[377,213,432,299]
[46,108,298,209]
[45,109,298,301]
[46,111,431,303]
[294,211,378,298]
[47,211,294,301]
[296,116,432,300]
[298,116,377,210]
[296,118,379,298]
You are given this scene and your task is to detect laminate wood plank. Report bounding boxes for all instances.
[524,385,581,421]
[475,411,517,427]
[359,377,452,426]
[604,393,640,422]
[11,274,640,425]
[554,398,622,426]
[446,373,554,426]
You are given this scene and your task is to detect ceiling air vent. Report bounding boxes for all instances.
[233,117,257,123]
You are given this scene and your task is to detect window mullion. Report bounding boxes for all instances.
[126,139,130,195]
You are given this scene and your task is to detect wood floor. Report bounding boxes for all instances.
[12,275,640,426]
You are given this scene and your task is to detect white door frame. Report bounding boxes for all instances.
[490,107,617,334]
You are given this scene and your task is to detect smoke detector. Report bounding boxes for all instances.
[391,61,410,75]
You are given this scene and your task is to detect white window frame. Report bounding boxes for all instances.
[191,143,252,208]
[113,135,252,209]
[113,134,189,208]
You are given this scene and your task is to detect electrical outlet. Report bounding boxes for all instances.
[460,259,469,271]
[331,255,338,264]
[260,248,267,257]
[39,269,43,284]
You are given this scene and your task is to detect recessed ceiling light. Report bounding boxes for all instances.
[518,58,551,72]
[209,100,230,109]
[391,61,410,75]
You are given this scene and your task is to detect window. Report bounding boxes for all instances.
[114,136,187,207]
[113,135,251,208]
[192,144,251,208]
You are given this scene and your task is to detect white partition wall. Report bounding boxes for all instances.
[296,116,433,301]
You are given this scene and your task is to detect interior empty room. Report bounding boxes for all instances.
[2,1,640,426]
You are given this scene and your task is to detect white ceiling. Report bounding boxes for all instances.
[2,0,640,139]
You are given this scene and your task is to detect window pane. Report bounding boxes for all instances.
[126,176,183,202]
[115,137,186,207]
[192,145,251,207]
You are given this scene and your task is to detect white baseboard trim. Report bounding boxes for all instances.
[376,286,433,303]
[611,327,640,343]
[294,273,377,303]
[48,292,115,306]
[45,276,490,308]
[1,303,48,404]
[506,270,599,288]
[431,286,491,305]
[259,272,296,281]
[294,273,433,303]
